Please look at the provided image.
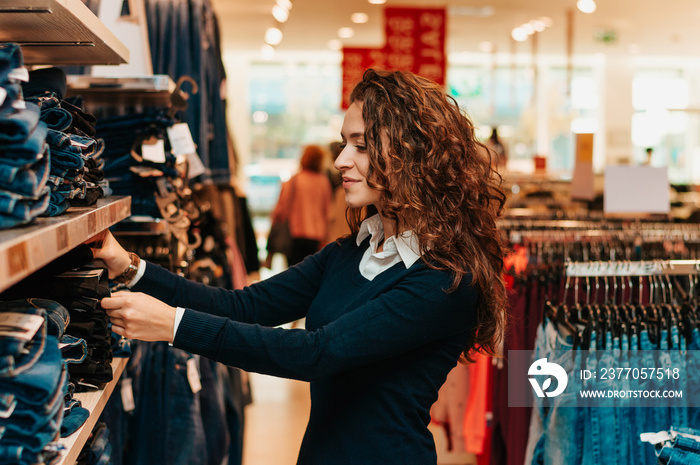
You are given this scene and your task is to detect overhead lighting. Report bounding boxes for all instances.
[351,12,369,24]
[521,23,535,35]
[368,0,386,4]
[265,27,283,45]
[511,27,528,42]
[261,44,275,60]
[276,0,292,10]
[327,39,342,51]
[540,16,553,27]
[272,5,289,23]
[338,27,355,39]
[531,20,546,32]
[577,0,597,14]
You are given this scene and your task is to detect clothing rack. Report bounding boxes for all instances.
[566,260,700,277]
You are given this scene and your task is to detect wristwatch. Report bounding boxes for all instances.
[114,252,141,284]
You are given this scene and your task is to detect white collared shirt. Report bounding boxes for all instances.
[356,214,422,280]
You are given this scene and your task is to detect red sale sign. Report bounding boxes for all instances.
[341,7,445,109]
[384,7,446,85]
[341,47,387,109]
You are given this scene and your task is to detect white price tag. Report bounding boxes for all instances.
[186,152,207,179]
[186,357,202,394]
[70,139,91,149]
[0,87,6,107]
[0,313,44,341]
[7,67,29,82]
[120,377,135,412]
[141,138,166,163]
[167,123,197,156]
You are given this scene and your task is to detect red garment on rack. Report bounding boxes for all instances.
[462,351,490,454]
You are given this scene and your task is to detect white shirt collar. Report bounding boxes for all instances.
[356,214,422,268]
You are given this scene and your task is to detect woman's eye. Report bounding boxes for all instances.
[356,145,367,152]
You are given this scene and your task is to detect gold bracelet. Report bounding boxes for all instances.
[114,252,140,284]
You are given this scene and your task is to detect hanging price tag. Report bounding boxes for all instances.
[185,152,207,179]
[120,377,135,412]
[0,87,6,107]
[167,123,198,156]
[187,358,202,394]
[141,138,166,163]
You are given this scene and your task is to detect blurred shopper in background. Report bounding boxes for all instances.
[264,144,332,267]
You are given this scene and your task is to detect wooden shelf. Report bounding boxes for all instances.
[0,0,129,65]
[66,75,176,107]
[0,196,131,294]
[56,357,129,465]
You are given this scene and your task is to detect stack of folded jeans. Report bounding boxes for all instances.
[641,426,700,464]
[0,43,51,228]
[21,67,107,216]
[0,298,91,440]
[2,266,115,388]
[0,301,68,465]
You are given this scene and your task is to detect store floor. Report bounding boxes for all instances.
[243,372,311,465]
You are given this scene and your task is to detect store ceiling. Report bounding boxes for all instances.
[211,0,700,58]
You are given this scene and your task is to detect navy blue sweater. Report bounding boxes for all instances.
[133,236,479,464]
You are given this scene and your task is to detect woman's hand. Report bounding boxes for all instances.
[101,291,177,342]
[84,230,131,279]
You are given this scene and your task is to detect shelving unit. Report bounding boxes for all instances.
[56,357,129,465]
[66,75,176,107]
[0,196,131,294]
[0,0,129,65]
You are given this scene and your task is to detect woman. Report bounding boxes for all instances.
[264,144,332,268]
[90,69,508,464]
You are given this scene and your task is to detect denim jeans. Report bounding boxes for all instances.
[0,152,49,199]
[0,120,48,167]
[40,107,72,132]
[0,81,23,113]
[0,104,40,144]
[125,342,208,465]
[60,398,89,438]
[0,43,24,84]
[0,304,46,361]
[688,328,700,429]
[0,185,50,226]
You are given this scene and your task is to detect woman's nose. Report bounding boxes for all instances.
[334,147,351,171]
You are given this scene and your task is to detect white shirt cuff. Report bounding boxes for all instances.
[126,259,147,288]
[169,307,186,346]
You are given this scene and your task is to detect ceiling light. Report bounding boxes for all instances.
[260,44,275,60]
[265,27,283,45]
[351,12,369,24]
[338,27,355,39]
[539,16,553,27]
[577,0,597,14]
[276,0,292,10]
[531,20,546,32]
[272,5,289,23]
[511,27,528,42]
[521,23,535,35]
[368,0,386,4]
[478,41,494,53]
[327,39,342,51]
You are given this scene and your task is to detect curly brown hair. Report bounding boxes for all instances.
[347,68,508,361]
